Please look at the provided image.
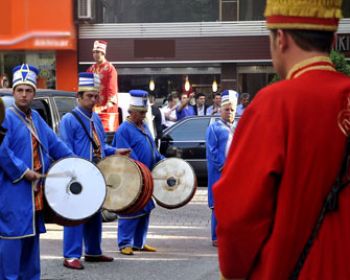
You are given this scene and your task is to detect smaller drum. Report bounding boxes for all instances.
[152,158,197,209]
[44,157,106,226]
[98,155,153,215]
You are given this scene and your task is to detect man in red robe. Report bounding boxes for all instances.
[87,40,119,132]
[213,0,350,279]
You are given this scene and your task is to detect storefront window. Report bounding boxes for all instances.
[0,52,56,89]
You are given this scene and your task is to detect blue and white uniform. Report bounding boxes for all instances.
[0,64,73,280]
[206,119,234,241]
[0,107,72,279]
[60,106,116,260]
[112,89,164,250]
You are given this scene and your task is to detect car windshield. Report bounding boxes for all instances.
[168,117,211,141]
[54,96,77,118]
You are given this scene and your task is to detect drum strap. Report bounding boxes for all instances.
[290,137,350,279]
[9,107,53,161]
[71,111,99,150]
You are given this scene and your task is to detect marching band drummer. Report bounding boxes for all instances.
[206,90,238,247]
[59,72,127,270]
[112,89,164,256]
[0,64,73,280]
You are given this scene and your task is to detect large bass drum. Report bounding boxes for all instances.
[152,158,197,209]
[44,157,107,226]
[98,155,153,215]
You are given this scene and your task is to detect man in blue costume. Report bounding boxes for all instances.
[60,72,121,269]
[112,89,164,255]
[205,90,238,247]
[0,64,73,280]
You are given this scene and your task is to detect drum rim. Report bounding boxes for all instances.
[152,157,197,209]
[44,156,107,222]
[98,155,143,213]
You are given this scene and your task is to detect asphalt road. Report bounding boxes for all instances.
[40,188,220,280]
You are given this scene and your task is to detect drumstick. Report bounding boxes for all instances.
[40,171,75,178]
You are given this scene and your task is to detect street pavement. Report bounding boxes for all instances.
[41,188,220,280]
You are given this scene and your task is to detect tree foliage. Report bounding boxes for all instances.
[270,50,350,83]
[330,50,350,76]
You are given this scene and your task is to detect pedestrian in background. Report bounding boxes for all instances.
[149,92,163,145]
[235,92,250,117]
[214,0,350,279]
[207,92,222,116]
[161,93,179,129]
[193,92,208,116]
[176,92,195,121]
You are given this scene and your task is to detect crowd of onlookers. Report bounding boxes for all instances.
[148,90,251,141]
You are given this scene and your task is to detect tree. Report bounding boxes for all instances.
[330,50,350,76]
[270,50,350,83]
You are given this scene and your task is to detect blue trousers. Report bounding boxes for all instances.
[0,234,40,280]
[118,213,150,249]
[211,209,217,241]
[63,212,102,258]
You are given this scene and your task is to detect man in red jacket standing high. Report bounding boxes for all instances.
[214,0,350,279]
[87,40,119,132]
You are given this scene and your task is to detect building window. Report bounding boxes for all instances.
[220,0,239,21]
[96,0,219,23]
[343,0,350,18]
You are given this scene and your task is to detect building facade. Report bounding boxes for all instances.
[78,0,350,99]
[0,0,78,91]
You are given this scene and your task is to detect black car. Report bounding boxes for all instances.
[160,115,240,185]
[159,116,215,185]
[0,89,115,143]
[0,89,76,132]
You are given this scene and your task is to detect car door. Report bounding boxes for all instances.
[31,97,53,129]
[160,116,211,184]
[52,96,77,133]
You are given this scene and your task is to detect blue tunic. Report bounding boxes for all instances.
[59,106,116,259]
[0,106,73,238]
[112,119,164,217]
[59,106,116,160]
[206,119,233,209]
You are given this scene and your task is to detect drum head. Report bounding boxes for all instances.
[98,156,142,212]
[152,158,197,209]
[45,157,106,221]
[0,98,4,127]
